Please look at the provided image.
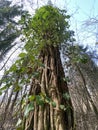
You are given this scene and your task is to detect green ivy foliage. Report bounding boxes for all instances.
[0,6,74,128]
[0,5,73,103]
[22,5,70,51]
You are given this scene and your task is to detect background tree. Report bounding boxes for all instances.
[63,44,98,130]
[0,0,24,60]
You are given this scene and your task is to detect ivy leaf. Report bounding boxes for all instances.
[60,105,66,110]
[63,93,70,100]
[65,15,70,19]
[0,91,2,95]
[36,95,44,106]
[51,101,56,107]
[80,57,88,64]
[19,53,26,58]
[32,72,40,78]
[0,86,7,91]
[39,63,45,68]
[45,96,51,103]
[10,64,17,72]
[14,86,21,92]
[16,126,23,130]
[28,95,36,101]
[24,102,34,117]
[16,118,22,126]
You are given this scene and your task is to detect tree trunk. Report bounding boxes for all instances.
[24,45,74,130]
[68,62,98,130]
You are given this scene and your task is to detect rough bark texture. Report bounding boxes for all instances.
[0,46,98,130]
[24,46,74,130]
[68,61,98,130]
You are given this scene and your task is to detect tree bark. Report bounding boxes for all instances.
[24,45,74,130]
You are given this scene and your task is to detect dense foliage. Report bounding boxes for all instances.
[31,6,70,45]
[21,5,71,52]
[0,5,75,130]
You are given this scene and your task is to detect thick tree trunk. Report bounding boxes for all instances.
[68,62,98,130]
[24,46,74,130]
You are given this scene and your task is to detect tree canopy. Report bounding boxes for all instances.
[21,5,71,53]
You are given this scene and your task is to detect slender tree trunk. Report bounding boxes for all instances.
[24,45,74,130]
